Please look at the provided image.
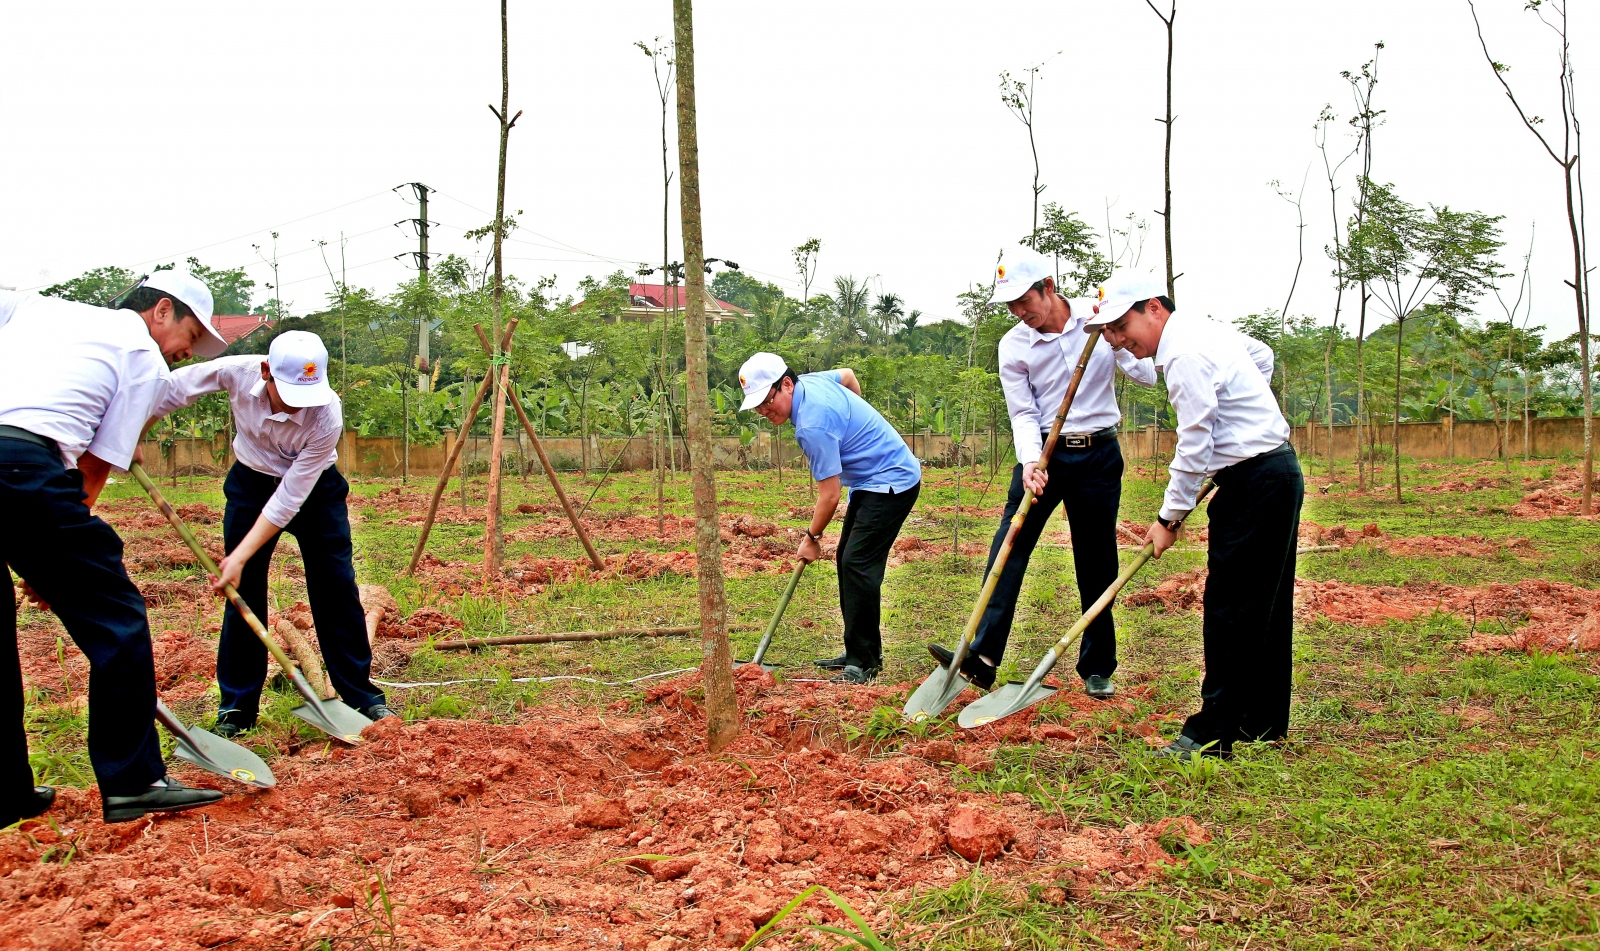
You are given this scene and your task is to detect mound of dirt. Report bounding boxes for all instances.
[886,536,988,568]
[1123,570,1207,611]
[0,672,1204,950]
[1296,578,1600,653]
[136,578,208,607]
[413,541,797,600]
[121,535,223,574]
[1381,534,1499,558]
[151,628,215,700]
[398,607,462,638]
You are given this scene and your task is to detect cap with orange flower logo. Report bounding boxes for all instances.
[265,330,336,408]
[989,248,1053,304]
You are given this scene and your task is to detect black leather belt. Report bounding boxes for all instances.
[0,425,57,453]
[1045,426,1119,450]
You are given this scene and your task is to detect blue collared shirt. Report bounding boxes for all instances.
[789,371,921,495]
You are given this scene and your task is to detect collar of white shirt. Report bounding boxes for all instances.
[1153,309,1187,370]
[249,377,306,425]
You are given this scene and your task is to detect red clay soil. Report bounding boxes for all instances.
[1297,578,1600,653]
[886,536,988,568]
[1123,570,1207,612]
[0,670,1208,950]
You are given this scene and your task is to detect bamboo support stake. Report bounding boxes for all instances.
[473,324,605,570]
[405,321,518,576]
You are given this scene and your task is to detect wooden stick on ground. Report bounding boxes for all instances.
[405,321,519,576]
[430,622,753,652]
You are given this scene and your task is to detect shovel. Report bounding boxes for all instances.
[738,558,808,671]
[903,329,1103,722]
[958,479,1217,729]
[129,463,372,744]
[154,698,276,788]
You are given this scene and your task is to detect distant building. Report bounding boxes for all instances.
[576,282,747,327]
[211,315,276,348]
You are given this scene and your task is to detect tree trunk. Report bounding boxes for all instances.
[1392,316,1403,503]
[674,0,738,753]
[1354,290,1368,490]
[484,0,518,577]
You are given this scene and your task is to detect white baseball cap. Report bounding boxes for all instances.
[737,352,788,411]
[267,330,336,408]
[989,248,1053,304]
[141,270,228,357]
[1083,270,1168,327]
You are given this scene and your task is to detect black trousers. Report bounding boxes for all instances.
[835,482,920,669]
[1181,444,1303,752]
[0,438,165,799]
[218,462,383,723]
[971,438,1123,679]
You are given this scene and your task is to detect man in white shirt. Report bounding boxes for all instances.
[1089,271,1301,760]
[150,331,393,737]
[928,249,1156,698]
[0,271,231,824]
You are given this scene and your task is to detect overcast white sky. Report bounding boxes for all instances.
[1,1,1590,341]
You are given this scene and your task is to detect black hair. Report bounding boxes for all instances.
[1128,295,1176,315]
[778,369,800,386]
[120,287,196,321]
[1028,278,1050,296]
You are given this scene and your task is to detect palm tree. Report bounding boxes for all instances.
[871,293,905,344]
[827,275,872,343]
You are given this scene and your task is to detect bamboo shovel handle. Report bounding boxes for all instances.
[129,464,302,680]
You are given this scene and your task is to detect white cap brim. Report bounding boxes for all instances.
[739,388,769,412]
[1083,298,1137,327]
[990,281,1034,305]
[276,378,335,408]
[193,317,231,358]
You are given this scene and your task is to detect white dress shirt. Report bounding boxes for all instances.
[154,356,344,529]
[998,296,1158,465]
[1155,310,1290,521]
[0,290,170,470]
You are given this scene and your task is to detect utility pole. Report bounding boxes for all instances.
[395,182,436,392]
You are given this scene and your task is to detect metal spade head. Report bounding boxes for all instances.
[290,695,373,745]
[902,663,975,722]
[957,679,1058,729]
[171,726,277,788]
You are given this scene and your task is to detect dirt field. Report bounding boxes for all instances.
[8,458,1600,948]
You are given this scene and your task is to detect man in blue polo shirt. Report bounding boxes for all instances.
[739,352,921,684]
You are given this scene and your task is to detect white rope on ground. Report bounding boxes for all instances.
[373,667,696,690]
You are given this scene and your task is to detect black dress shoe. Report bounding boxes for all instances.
[829,664,880,684]
[102,778,224,823]
[1152,735,1225,762]
[360,703,400,721]
[927,644,996,690]
[812,654,851,671]
[1,786,55,827]
[212,711,254,740]
[1084,675,1116,700]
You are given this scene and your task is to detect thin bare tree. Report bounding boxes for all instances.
[1143,0,1178,299]
[1316,105,1360,477]
[1469,0,1591,514]
[637,36,676,536]
[1270,167,1310,411]
[484,0,522,575]
[1000,57,1057,247]
[673,0,738,752]
[1342,44,1384,490]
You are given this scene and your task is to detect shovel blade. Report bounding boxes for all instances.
[958,680,1058,729]
[902,665,974,722]
[172,726,277,788]
[291,698,373,745]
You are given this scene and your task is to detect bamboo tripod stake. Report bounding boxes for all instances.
[405,321,603,575]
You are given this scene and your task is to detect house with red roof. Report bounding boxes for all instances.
[576,283,747,327]
[210,314,276,348]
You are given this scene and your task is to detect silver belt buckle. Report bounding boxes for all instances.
[1061,433,1089,449]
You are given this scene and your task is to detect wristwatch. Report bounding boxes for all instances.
[1158,516,1184,532]
[803,529,823,543]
